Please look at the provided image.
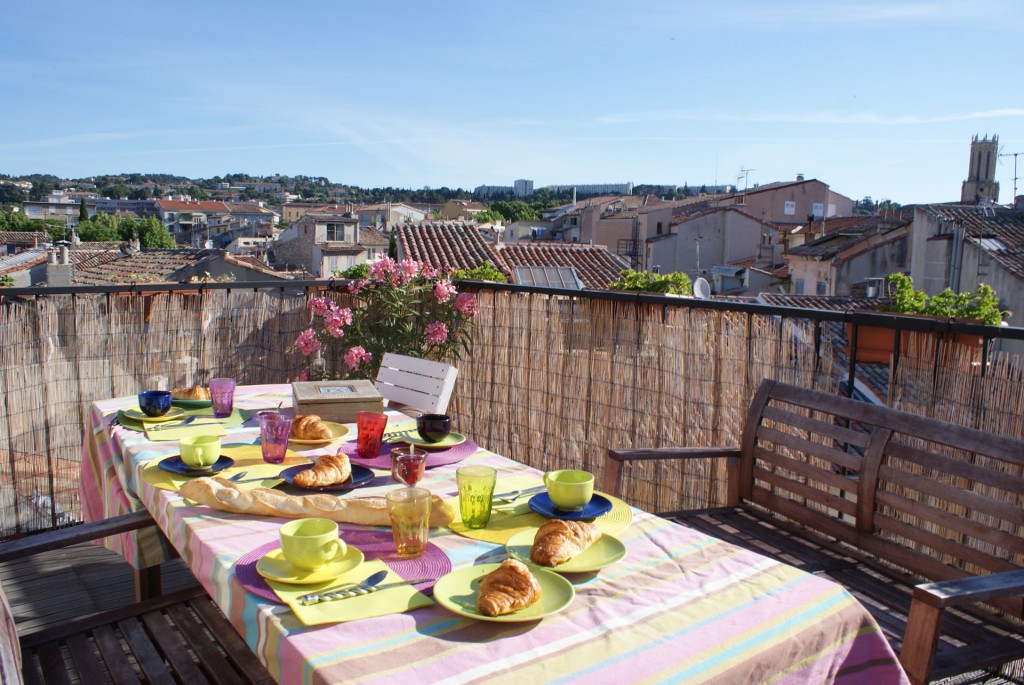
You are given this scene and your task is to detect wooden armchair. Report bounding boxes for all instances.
[0,511,273,684]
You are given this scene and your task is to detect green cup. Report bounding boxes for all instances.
[178,435,221,469]
[456,465,496,529]
[279,518,346,570]
[543,469,594,511]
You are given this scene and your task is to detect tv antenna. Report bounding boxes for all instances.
[998,151,1022,200]
[739,167,755,191]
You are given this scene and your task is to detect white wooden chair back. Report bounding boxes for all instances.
[375,353,458,415]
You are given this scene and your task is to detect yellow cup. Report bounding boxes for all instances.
[279,518,346,570]
[179,435,221,469]
[544,469,594,511]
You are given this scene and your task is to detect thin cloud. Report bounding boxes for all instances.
[596,108,1024,126]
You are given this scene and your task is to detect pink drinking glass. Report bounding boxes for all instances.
[209,377,236,419]
[259,411,293,464]
[356,411,388,459]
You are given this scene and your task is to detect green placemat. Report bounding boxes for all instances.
[117,407,251,437]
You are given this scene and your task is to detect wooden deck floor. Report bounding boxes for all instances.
[0,539,198,638]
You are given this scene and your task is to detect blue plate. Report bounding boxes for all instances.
[528,492,613,520]
[158,455,235,476]
[279,464,375,492]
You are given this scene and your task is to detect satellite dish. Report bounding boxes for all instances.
[693,277,711,299]
[203,240,214,249]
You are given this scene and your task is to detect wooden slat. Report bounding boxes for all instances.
[63,632,110,685]
[91,624,142,685]
[190,597,276,685]
[752,466,858,517]
[886,441,1024,494]
[856,428,891,533]
[35,641,73,685]
[117,616,177,685]
[875,489,1024,556]
[140,609,210,685]
[0,510,155,563]
[752,444,858,494]
[755,425,863,472]
[877,464,1024,525]
[875,514,1022,576]
[165,602,247,685]
[762,403,871,449]
[737,379,776,502]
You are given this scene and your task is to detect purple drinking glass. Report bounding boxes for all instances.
[209,377,236,418]
[259,411,293,464]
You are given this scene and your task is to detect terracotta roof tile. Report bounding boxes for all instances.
[921,205,1024,281]
[156,200,230,212]
[0,231,49,245]
[495,243,629,289]
[396,223,507,276]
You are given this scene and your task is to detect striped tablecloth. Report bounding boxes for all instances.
[81,385,909,684]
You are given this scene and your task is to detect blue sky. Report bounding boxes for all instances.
[1,0,1022,204]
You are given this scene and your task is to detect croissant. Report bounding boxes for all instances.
[293,453,352,488]
[530,519,601,567]
[291,414,332,440]
[172,385,210,400]
[475,559,541,617]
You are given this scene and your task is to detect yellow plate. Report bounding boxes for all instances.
[505,529,627,573]
[123,406,187,423]
[288,421,350,445]
[433,563,574,622]
[389,430,467,449]
[255,545,364,585]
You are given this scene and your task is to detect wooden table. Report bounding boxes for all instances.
[81,384,909,684]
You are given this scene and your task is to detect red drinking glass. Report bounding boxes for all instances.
[391,446,427,486]
[356,411,388,459]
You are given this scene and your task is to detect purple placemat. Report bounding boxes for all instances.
[341,438,479,469]
[235,527,451,603]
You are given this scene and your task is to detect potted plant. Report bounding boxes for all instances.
[848,273,1008,363]
[294,258,479,380]
[608,269,692,296]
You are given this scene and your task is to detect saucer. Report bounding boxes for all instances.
[255,545,364,585]
[171,398,212,408]
[389,431,467,449]
[157,455,234,476]
[279,464,375,492]
[123,406,186,423]
[527,492,613,520]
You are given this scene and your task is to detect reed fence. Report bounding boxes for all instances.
[1,283,1023,538]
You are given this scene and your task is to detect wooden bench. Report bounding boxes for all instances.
[605,379,1024,685]
[0,510,274,685]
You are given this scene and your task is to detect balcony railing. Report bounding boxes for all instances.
[3,280,1024,538]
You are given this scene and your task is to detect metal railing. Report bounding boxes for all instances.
[2,279,1024,537]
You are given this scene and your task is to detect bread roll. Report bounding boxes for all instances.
[178,477,455,527]
[172,385,210,400]
[291,415,332,440]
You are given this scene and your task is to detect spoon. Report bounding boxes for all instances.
[298,570,389,604]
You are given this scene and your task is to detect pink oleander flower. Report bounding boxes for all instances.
[420,264,440,280]
[434,280,457,304]
[308,296,334,317]
[347,278,368,295]
[425,322,448,346]
[344,346,373,371]
[324,307,352,338]
[296,367,311,382]
[454,292,479,317]
[295,328,321,356]
[368,257,397,284]
[399,259,420,284]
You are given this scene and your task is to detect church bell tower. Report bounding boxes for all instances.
[961,134,1000,204]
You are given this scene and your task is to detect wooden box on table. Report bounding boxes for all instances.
[291,380,384,423]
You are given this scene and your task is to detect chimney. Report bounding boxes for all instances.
[46,248,74,286]
[796,173,805,182]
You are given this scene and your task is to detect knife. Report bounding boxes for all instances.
[297,578,432,605]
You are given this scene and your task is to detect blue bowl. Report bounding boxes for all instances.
[138,390,172,417]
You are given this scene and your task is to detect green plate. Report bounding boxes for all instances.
[288,421,350,445]
[388,430,467,449]
[433,563,574,622]
[122,406,186,423]
[255,545,364,585]
[505,529,626,573]
[171,398,212,408]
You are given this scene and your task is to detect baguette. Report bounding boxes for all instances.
[178,477,454,527]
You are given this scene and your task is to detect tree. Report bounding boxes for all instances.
[76,213,120,242]
[136,217,176,248]
[491,200,540,223]
[0,184,25,206]
[79,198,89,223]
[472,208,505,225]
[388,230,397,260]
[128,187,152,200]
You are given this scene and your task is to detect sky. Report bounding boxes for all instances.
[1,0,1023,205]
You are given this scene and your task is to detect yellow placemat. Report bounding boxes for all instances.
[271,559,433,626]
[141,444,308,492]
[144,421,228,442]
